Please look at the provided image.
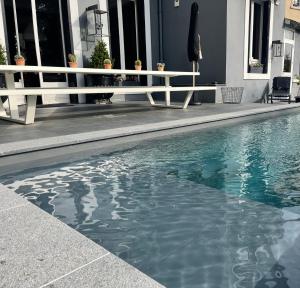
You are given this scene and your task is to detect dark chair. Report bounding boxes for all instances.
[267,77,291,104]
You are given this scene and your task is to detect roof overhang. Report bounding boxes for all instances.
[284,18,300,32]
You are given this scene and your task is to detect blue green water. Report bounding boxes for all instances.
[2,112,300,287]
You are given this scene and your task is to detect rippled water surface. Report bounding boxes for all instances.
[2,112,300,287]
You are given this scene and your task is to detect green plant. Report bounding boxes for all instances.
[249,62,263,68]
[89,40,110,68]
[68,53,77,63]
[0,44,6,65]
[14,54,24,61]
[104,59,112,65]
[135,59,142,66]
[295,75,300,85]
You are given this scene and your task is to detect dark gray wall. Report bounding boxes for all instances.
[226,0,286,102]
[151,0,227,86]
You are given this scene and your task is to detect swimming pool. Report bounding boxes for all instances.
[2,112,300,287]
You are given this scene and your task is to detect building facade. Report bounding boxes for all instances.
[0,0,299,104]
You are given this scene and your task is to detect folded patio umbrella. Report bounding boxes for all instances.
[188,2,203,63]
[188,2,202,102]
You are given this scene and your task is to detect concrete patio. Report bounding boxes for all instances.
[0,101,300,156]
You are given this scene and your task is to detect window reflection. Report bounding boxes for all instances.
[36,0,66,82]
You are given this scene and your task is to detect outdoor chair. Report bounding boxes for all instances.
[267,77,291,104]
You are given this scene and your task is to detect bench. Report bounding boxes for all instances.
[0,65,216,125]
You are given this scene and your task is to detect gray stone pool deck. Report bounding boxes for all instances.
[0,183,164,288]
[0,101,300,157]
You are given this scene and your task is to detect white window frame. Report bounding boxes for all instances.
[244,0,274,80]
[291,0,300,9]
[282,29,295,76]
[249,0,264,63]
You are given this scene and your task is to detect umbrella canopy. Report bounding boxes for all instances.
[188,2,203,62]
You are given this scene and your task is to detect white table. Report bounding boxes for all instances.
[0,65,216,124]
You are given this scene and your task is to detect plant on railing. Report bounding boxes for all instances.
[249,62,263,67]
[294,75,300,85]
[157,63,165,71]
[135,59,142,70]
[249,60,263,73]
[90,40,110,69]
[14,54,25,66]
[0,44,6,65]
[103,58,112,69]
[68,53,77,68]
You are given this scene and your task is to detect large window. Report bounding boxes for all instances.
[3,0,68,83]
[248,0,270,74]
[244,0,273,78]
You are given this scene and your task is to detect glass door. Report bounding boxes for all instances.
[3,0,69,104]
[108,0,147,84]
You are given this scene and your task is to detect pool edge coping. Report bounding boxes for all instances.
[1,104,300,157]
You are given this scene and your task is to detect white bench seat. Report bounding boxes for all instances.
[0,86,216,96]
[0,65,216,125]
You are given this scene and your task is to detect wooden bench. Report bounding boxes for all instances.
[0,65,216,125]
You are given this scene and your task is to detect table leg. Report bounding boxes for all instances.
[0,97,7,117]
[146,92,156,105]
[25,95,37,124]
[183,91,194,109]
[5,72,19,120]
[165,76,171,106]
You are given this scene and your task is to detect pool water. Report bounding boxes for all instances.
[2,112,300,287]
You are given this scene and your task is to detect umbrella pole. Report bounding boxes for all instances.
[192,61,195,87]
[192,60,201,105]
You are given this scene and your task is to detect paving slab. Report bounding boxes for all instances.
[0,201,109,288]
[0,183,28,212]
[42,253,164,288]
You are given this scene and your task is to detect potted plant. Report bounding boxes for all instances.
[103,59,112,69]
[90,40,110,69]
[14,54,25,66]
[87,40,113,104]
[249,62,263,74]
[157,63,165,71]
[0,44,7,103]
[68,53,77,68]
[0,44,6,66]
[135,59,142,70]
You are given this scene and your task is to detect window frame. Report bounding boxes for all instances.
[291,0,300,9]
[282,29,295,76]
[244,0,274,80]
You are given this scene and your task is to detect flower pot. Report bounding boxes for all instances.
[15,58,25,66]
[157,66,165,71]
[135,65,142,71]
[249,66,263,74]
[104,64,112,69]
[69,62,78,68]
